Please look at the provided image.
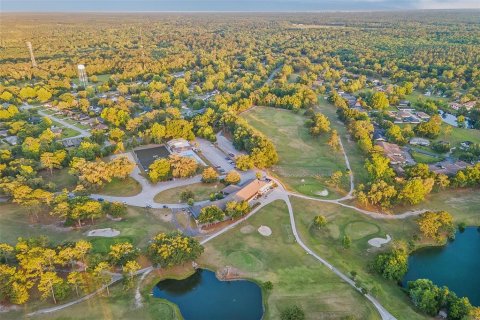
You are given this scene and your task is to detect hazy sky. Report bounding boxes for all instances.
[2,0,480,12]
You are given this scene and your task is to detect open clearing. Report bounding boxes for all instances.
[100,177,142,197]
[199,200,380,320]
[243,107,349,198]
[0,203,174,251]
[154,182,224,203]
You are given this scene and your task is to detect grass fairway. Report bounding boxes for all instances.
[154,182,225,203]
[243,107,350,198]
[290,197,428,320]
[100,177,142,197]
[317,98,370,185]
[199,200,380,320]
[0,203,174,249]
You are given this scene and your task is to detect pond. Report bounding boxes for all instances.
[153,269,263,320]
[403,227,480,306]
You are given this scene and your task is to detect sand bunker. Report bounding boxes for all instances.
[258,225,272,237]
[240,225,255,234]
[86,228,120,237]
[316,189,329,197]
[368,235,391,248]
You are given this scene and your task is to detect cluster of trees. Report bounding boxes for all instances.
[223,114,278,170]
[371,241,409,281]
[197,200,251,224]
[148,155,199,182]
[357,161,446,210]
[306,112,331,136]
[69,156,134,190]
[147,232,204,267]
[416,211,454,242]
[0,237,139,305]
[50,192,127,227]
[407,279,473,319]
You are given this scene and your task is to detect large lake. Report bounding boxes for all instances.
[403,227,480,306]
[153,269,263,320]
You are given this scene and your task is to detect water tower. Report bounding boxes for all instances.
[77,64,88,87]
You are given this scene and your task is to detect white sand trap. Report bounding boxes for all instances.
[240,225,255,234]
[258,225,272,237]
[368,235,391,248]
[316,189,329,197]
[86,228,120,237]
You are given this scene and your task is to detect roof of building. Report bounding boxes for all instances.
[235,179,268,202]
[410,137,430,145]
[167,138,190,149]
[221,185,241,195]
[376,141,407,164]
[429,161,470,176]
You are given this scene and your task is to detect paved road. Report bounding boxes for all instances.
[267,178,397,320]
[91,152,255,208]
[21,104,91,140]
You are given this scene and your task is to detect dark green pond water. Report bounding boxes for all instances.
[153,269,263,320]
[403,227,480,306]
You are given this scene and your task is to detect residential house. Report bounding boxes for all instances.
[4,136,18,146]
[409,137,430,146]
[429,161,469,176]
[62,137,83,148]
[376,141,408,165]
[416,112,431,121]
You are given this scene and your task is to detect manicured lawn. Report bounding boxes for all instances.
[243,107,351,198]
[39,167,78,191]
[100,177,142,197]
[316,98,371,185]
[410,150,441,164]
[392,188,480,226]
[61,127,80,138]
[154,182,225,203]
[290,197,428,320]
[0,203,175,249]
[435,123,480,146]
[199,200,380,320]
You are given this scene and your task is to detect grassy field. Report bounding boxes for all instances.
[243,107,351,198]
[199,200,380,320]
[409,150,441,164]
[392,188,480,225]
[316,98,371,184]
[100,177,142,197]
[289,197,428,320]
[434,123,480,145]
[3,280,182,320]
[40,167,78,191]
[154,182,225,203]
[0,203,174,250]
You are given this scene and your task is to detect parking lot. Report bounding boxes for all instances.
[195,138,235,175]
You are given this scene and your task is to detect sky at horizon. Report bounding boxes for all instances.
[2,0,480,12]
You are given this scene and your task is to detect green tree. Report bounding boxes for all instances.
[370,92,389,110]
[148,158,171,183]
[280,305,305,320]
